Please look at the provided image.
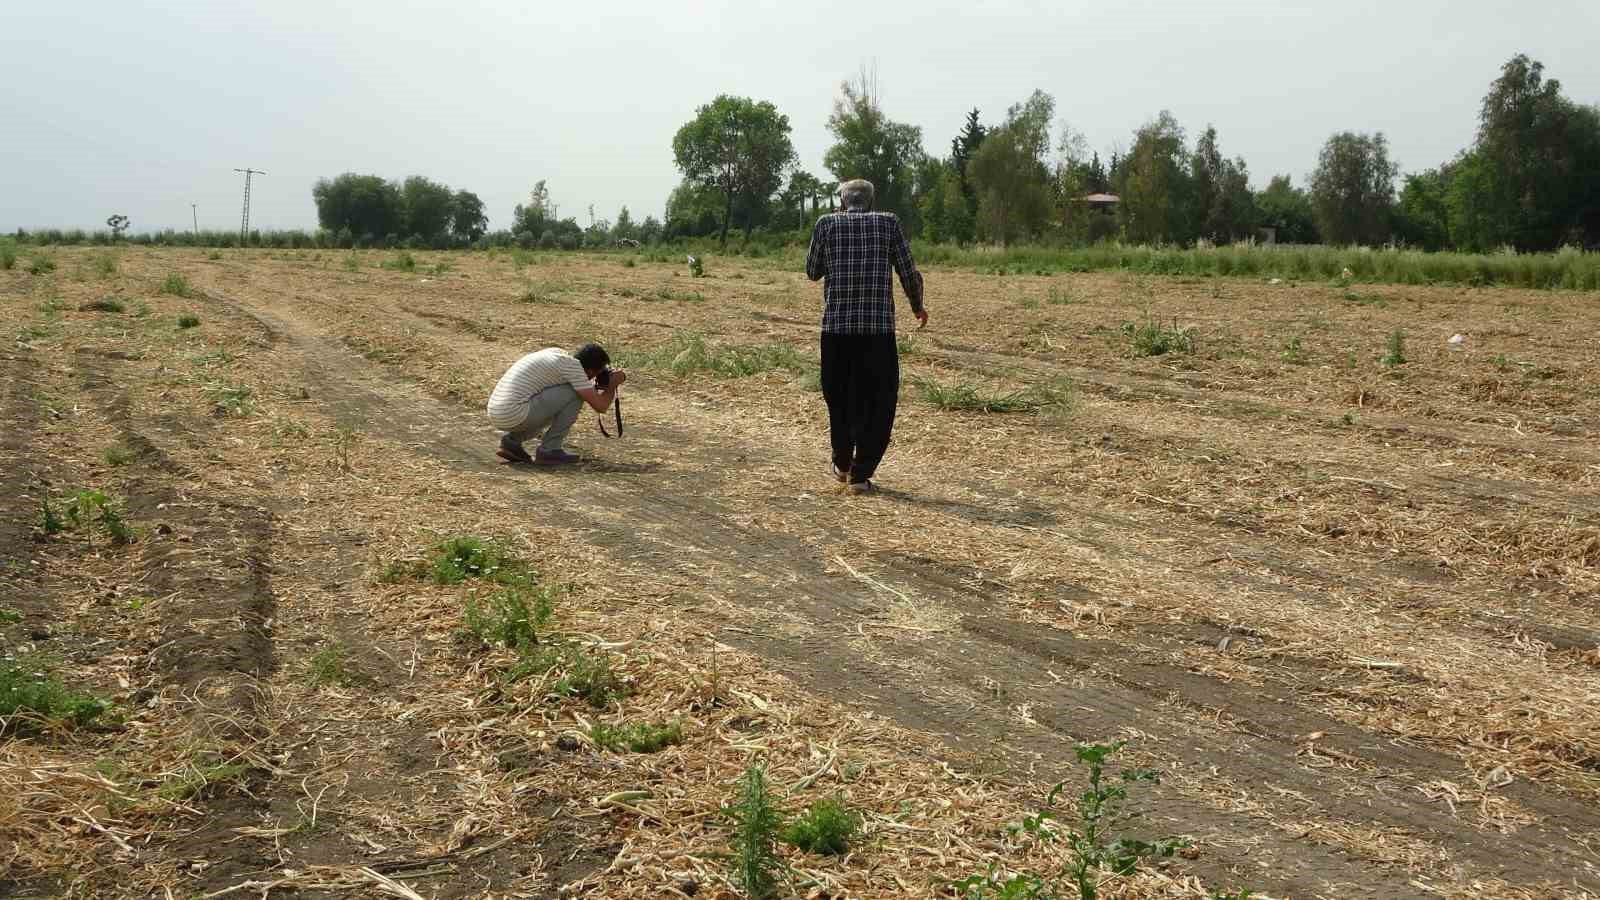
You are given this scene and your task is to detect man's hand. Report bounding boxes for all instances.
[915,308,929,330]
[607,369,627,390]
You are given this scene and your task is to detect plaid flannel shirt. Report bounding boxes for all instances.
[805,209,924,335]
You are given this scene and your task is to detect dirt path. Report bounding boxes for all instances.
[212,274,1600,898]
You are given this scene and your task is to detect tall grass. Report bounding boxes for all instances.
[912,242,1600,290]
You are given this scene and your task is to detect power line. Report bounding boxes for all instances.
[233,168,265,244]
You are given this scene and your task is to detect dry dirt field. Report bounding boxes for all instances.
[3,246,1599,899]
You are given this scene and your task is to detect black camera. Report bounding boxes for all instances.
[595,367,614,389]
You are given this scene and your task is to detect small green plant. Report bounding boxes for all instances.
[515,284,565,304]
[160,272,192,297]
[896,334,920,356]
[79,297,125,313]
[26,253,56,275]
[1047,284,1081,305]
[623,257,637,268]
[1342,289,1387,308]
[953,741,1187,900]
[177,314,201,329]
[688,255,705,277]
[0,240,16,270]
[102,445,136,466]
[551,647,624,708]
[464,584,555,650]
[90,252,118,277]
[589,719,685,753]
[430,261,453,275]
[654,286,705,302]
[206,249,223,261]
[782,797,861,855]
[211,383,255,416]
[307,643,356,687]
[381,251,416,272]
[0,659,113,729]
[1121,317,1194,357]
[0,607,20,626]
[1382,328,1406,366]
[914,377,1068,415]
[623,332,810,379]
[1280,335,1306,364]
[65,489,136,545]
[429,535,523,584]
[726,763,785,899]
[38,495,64,535]
[332,423,357,470]
[156,760,251,802]
[342,252,359,271]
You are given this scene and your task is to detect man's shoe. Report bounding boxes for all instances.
[846,479,875,495]
[497,440,534,464]
[534,448,581,465]
[831,463,850,483]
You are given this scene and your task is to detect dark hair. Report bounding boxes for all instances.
[573,342,610,371]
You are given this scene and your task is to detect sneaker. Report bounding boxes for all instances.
[831,462,850,483]
[534,448,581,465]
[846,479,875,495]
[496,439,533,464]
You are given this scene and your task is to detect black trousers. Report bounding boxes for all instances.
[820,332,899,483]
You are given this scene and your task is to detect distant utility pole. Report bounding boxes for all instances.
[233,168,265,244]
[191,204,198,237]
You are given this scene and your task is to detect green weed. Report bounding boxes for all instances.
[1121,317,1195,357]
[1382,329,1407,366]
[25,253,56,275]
[1342,290,1387,308]
[623,257,637,268]
[79,297,125,313]
[177,314,201,329]
[342,253,359,271]
[381,251,416,272]
[64,489,136,545]
[102,445,137,466]
[515,283,566,304]
[653,286,705,303]
[307,643,356,687]
[0,240,15,270]
[953,741,1187,900]
[160,272,192,297]
[156,761,251,803]
[551,647,624,708]
[726,763,785,899]
[914,377,1071,415]
[38,496,64,535]
[623,332,810,379]
[207,250,223,261]
[589,719,685,753]
[332,423,357,471]
[91,252,118,277]
[1280,335,1307,365]
[429,535,528,585]
[782,797,861,855]
[0,659,113,729]
[210,383,255,416]
[0,607,20,626]
[464,583,556,651]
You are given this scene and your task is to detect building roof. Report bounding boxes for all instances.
[1082,193,1120,203]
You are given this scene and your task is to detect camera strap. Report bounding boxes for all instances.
[598,397,622,438]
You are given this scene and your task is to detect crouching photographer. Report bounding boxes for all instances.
[486,342,625,465]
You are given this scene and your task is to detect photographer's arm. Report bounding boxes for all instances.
[575,370,625,413]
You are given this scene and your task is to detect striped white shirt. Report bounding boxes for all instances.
[486,348,592,428]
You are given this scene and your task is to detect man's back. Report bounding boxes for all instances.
[805,210,923,335]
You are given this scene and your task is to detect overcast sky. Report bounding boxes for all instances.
[3,0,1596,234]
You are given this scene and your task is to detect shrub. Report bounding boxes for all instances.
[726,764,785,899]
[1382,329,1406,366]
[177,315,201,329]
[91,252,118,277]
[64,488,136,544]
[782,797,861,855]
[307,643,356,687]
[914,377,1071,415]
[589,719,684,753]
[464,583,555,650]
[79,298,125,313]
[26,253,56,275]
[430,535,525,584]
[1121,317,1195,357]
[160,272,192,297]
[622,332,811,379]
[0,240,15,270]
[0,659,113,729]
[381,251,416,272]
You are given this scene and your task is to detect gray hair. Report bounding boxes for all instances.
[839,179,875,209]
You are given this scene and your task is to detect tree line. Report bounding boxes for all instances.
[665,54,1599,252]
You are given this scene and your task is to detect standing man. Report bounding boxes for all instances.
[804,179,928,494]
[486,342,624,465]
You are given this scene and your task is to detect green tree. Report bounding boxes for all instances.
[1394,168,1453,250]
[951,108,987,220]
[823,69,926,223]
[312,174,404,243]
[1309,131,1398,246]
[399,176,457,242]
[1117,111,1193,245]
[664,179,725,239]
[673,95,796,244]
[970,90,1055,245]
[1464,54,1600,249]
[451,190,487,242]
[611,206,636,242]
[1256,175,1318,244]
